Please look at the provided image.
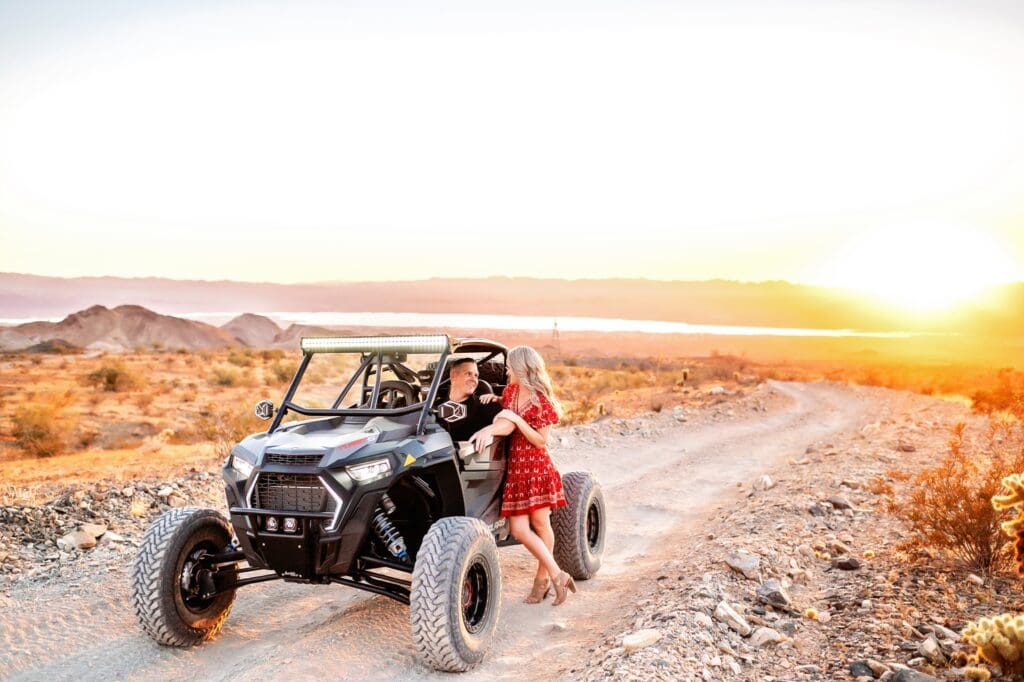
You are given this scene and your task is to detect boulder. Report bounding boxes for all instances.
[749,626,784,648]
[57,530,96,551]
[848,661,874,678]
[97,531,127,546]
[694,612,715,630]
[79,523,107,538]
[826,495,853,510]
[832,556,861,570]
[866,660,890,677]
[893,670,936,682]
[724,551,760,580]
[918,636,945,666]
[756,580,792,610]
[714,601,751,637]
[623,629,662,653]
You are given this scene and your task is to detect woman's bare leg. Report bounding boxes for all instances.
[529,508,555,582]
[509,514,561,581]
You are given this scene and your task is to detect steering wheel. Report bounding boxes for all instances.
[361,380,419,409]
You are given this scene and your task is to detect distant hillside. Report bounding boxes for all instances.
[269,323,339,349]
[0,273,1021,336]
[5,305,238,352]
[221,313,280,347]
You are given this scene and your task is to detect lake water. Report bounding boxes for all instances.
[174,311,921,338]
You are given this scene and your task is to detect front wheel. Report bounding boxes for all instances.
[553,471,606,580]
[410,516,501,672]
[130,508,237,646]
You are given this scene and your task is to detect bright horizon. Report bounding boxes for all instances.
[2,1,1024,311]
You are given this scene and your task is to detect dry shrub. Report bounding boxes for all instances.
[227,350,254,367]
[134,392,156,412]
[76,424,99,449]
[194,399,263,457]
[210,365,240,387]
[972,372,1024,420]
[269,361,296,385]
[12,403,64,457]
[85,361,142,392]
[866,476,894,497]
[892,421,1024,572]
[12,406,62,457]
[562,395,603,425]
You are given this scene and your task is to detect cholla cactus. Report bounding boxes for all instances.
[962,614,1024,674]
[992,473,1024,575]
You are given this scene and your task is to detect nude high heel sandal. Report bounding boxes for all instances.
[552,572,576,606]
[524,576,551,604]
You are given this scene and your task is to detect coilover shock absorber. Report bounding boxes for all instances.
[371,493,407,560]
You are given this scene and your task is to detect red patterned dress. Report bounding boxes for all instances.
[499,384,567,517]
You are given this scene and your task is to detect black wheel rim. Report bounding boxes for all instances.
[179,540,219,613]
[586,501,601,551]
[462,558,489,634]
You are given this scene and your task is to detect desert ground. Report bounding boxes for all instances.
[1,336,1023,681]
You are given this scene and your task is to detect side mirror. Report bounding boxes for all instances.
[254,400,275,420]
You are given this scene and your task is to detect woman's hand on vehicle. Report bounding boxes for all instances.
[479,393,498,404]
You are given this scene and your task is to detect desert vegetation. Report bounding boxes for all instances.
[882,419,1024,572]
[0,348,756,473]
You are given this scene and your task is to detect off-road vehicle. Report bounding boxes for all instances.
[130,334,606,671]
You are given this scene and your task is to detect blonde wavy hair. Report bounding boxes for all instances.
[507,345,563,418]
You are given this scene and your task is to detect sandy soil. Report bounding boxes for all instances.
[0,380,884,681]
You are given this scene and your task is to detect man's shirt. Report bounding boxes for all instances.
[434,390,502,442]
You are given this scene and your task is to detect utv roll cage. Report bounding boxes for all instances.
[268,334,507,435]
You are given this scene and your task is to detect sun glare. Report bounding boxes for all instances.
[825,226,1018,312]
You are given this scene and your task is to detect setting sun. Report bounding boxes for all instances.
[822,225,1019,312]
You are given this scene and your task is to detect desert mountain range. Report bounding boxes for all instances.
[0,305,334,352]
[2,273,1022,337]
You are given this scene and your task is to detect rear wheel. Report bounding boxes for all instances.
[130,508,237,646]
[553,471,606,580]
[410,517,501,672]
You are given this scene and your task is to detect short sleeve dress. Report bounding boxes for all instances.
[499,384,567,517]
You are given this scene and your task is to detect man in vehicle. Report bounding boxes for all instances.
[434,357,501,442]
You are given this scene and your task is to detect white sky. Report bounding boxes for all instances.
[1,0,1023,290]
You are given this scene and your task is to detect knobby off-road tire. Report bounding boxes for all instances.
[131,507,237,646]
[410,516,501,672]
[553,471,606,580]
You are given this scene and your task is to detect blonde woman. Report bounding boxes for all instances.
[470,346,575,606]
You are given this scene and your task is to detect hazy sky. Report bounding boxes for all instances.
[2,0,1023,297]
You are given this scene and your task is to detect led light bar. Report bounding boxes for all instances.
[300,334,451,355]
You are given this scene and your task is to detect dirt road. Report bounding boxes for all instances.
[1,381,873,681]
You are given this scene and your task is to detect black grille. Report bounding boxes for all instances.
[264,452,324,466]
[254,473,335,513]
